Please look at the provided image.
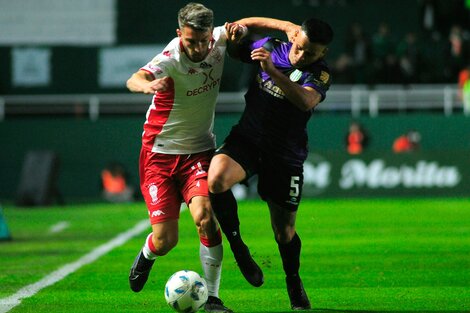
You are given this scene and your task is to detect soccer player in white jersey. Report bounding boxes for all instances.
[126,3,297,312]
[126,3,237,312]
[127,3,300,313]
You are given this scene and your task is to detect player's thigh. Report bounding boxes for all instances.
[178,151,211,202]
[258,159,304,211]
[208,154,246,192]
[140,150,183,224]
[209,133,260,191]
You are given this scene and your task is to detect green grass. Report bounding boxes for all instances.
[1,199,470,312]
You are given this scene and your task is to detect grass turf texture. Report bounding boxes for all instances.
[0,199,469,312]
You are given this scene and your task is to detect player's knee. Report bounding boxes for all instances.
[195,210,213,231]
[153,234,178,256]
[195,211,217,236]
[208,172,229,193]
[274,228,295,244]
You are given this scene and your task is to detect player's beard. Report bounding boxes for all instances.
[187,50,207,63]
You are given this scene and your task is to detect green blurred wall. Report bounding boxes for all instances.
[1,113,469,202]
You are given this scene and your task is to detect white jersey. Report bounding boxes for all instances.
[140,26,227,154]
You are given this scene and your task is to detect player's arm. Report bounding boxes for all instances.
[225,18,300,59]
[251,47,321,111]
[234,17,300,42]
[126,70,169,95]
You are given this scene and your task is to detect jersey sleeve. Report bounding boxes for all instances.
[238,37,271,63]
[140,54,171,79]
[212,26,227,44]
[303,66,331,102]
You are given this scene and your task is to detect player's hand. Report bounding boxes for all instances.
[143,76,170,94]
[251,47,276,74]
[286,23,301,43]
[225,22,248,43]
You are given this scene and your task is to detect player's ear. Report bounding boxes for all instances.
[176,29,182,38]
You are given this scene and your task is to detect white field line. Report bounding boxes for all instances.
[0,219,149,313]
[48,221,70,234]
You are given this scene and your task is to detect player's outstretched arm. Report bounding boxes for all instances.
[251,47,321,111]
[234,17,300,42]
[126,70,169,95]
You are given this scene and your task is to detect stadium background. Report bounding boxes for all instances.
[0,0,470,202]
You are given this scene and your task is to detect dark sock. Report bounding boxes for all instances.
[277,232,301,277]
[209,190,243,247]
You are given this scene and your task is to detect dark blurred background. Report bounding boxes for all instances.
[1,0,470,203]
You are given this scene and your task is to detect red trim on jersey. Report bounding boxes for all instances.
[140,68,156,80]
[142,77,175,150]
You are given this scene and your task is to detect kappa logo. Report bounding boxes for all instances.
[151,210,165,217]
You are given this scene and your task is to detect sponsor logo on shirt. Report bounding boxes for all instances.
[257,75,285,99]
[186,69,221,96]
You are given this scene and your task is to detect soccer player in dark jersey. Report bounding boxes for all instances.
[208,18,333,310]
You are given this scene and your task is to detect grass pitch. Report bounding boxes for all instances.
[1,198,469,312]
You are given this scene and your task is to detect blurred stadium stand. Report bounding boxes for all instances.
[0,84,468,119]
[1,0,470,202]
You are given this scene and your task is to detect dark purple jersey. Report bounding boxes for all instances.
[231,37,332,166]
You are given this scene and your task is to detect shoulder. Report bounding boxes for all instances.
[305,60,331,83]
[212,26,227,43]
[261,37,286,52]
[301,60,332,100]
[150,38,180,66]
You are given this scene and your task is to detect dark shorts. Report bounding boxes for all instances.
[215,132,304,211]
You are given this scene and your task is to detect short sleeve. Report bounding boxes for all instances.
[303,67,331,101]
[238,37,271,63]
[140,54,170,79]
[212,26,227,44]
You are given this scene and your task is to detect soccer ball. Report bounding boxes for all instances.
[164,270,208,313]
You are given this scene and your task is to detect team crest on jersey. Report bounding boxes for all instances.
[320,71,330,83]
[289,69,303,82]
[200,62,212,69]
[148,183,158,204]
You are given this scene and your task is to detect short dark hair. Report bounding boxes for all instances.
[301,18,334,45]
[178,2,213,31]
